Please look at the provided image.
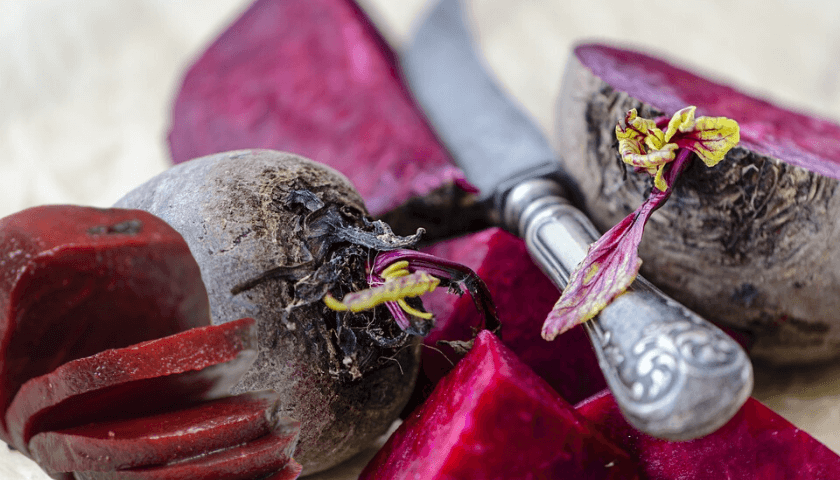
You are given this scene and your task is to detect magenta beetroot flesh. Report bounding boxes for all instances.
[415,228,606,405]
[73,425,300,480]
[576,43,840,179]
[576,390,840,479]
[168,0,467,215]
[362,330,637,480]
[0,206,211,442]
[5,318,257,455]
[29,390,283,473]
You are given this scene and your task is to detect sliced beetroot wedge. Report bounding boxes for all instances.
[74,424,300,480]
[410,228,605,408]
[0,205,211,442]
[5,317,257,455]
[557,43,840,364]
[29,390,282,473]
[576,390,840,479]
[168,0,468,215]
[361,330,638,479]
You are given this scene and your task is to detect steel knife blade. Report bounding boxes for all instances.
[401,0,753,440]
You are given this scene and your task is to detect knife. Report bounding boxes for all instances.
[401,0,753,440]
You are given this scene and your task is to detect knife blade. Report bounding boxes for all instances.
[401,0,753,440]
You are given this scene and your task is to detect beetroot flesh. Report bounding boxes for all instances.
[5,318,257,455]
[29,390,283,473]
[576,390,840,479]
[168,0,467,215]
[576,43,840,179]
[361,330,638,480]
[412,228,606,407]
[0,206,211,442]
[73,425,300,480]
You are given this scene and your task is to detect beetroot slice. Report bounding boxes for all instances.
[29,390,283,473]
[168,0,468,215]
[73,426,300,480]
[575,43,840,179]
[5,317,257,455]
[362,330,638,480]
[410,228,605,409]
[577,390,840,479]
[0,205,210,442]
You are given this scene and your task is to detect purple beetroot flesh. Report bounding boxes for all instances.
[411,228,606,408]
[168,0,467,215]
[5,318,257,455]
[576,390,840,479]
[73,425,300,480]
[29,391,284,473]
[0,206,211,442]
[576,43,840,179]
[362,330,638,480]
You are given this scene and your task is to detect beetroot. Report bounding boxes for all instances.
[576,390,840,479]
[557,43,840,363]
[0,206,211,441]
[73,426,300,480]
[414,228,606,407]
[29,391,284,473]
[259,461,303,480]
[168,0,467,215]
[361,330,638,479]
[5,317,257,455]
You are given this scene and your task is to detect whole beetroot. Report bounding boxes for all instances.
[115,149,422,474]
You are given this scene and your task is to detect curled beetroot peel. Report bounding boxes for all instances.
[168,0,467,215]
[576,390,840,479]
[5,318,257,455]
[362,330,637,479]
[29,391,284,473]
[0,206,211,442]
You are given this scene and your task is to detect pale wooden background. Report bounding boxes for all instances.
[1,1,839,478]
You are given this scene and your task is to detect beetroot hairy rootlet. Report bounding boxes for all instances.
[0,205,211,443]
[362,330,638,480]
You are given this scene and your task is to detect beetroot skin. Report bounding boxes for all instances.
[416,228,607,406]
[168,0,466,215]
[28,391,284,473]
[361,330,638,480]
[5,318,258,455]
[0,206,211,442]
[576,390,840,479]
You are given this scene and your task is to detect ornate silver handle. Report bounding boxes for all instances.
[504,178,753,440]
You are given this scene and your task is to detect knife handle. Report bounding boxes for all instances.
[503,178,753,440]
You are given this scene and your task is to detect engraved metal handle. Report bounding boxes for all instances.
[504,178,754,440]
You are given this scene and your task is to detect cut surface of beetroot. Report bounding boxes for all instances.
[412,228,605,407]
[5,318,257,455]
[575,43,840,179]
[362,330,637,479]
[74,425,299,480]
[0,205,210,442]
[168,0,467,215]
[577,390,840,479]
[29,390,282,473]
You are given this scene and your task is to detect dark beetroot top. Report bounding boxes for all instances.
[576,44,840,179]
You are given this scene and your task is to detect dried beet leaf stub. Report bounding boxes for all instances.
[73,425,300,480]
[0,206,211,442]
[361,331,638,480]
[29,391,285,473]
[5,318,258,455]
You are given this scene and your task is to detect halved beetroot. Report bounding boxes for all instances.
[5,317,257,455]
[576,390,840,479]
[29,390,284,473]
[413,228,606,407]
[361,330,638,479]
[0,206,211,442]
[73,424,300,480]
[168,0,467,215]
